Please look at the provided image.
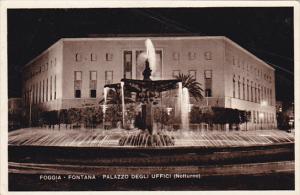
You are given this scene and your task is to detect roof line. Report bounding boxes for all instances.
[23,39,63,69]
[222,37,275,71]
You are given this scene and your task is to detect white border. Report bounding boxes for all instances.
[0,1,299,195]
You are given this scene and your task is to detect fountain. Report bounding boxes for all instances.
[104,39,182,146]
[181,87,190,131]
[103,87,109,128]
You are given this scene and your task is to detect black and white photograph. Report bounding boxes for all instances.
[1,1,298,193]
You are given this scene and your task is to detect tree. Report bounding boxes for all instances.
[190,106,250,130]
[67,108,81,128]
[174,73,203,101]
[153,108,171,131]
[101,88,135,128]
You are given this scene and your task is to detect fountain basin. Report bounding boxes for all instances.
[119,133,175,147]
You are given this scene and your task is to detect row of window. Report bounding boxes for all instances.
[72,69,213,98]
[24,58,57,81]
[74,71,113,98]
[172,51,212,61]
[232,56,272,83]
[74,51,213,63]
[232,75,273,105]
[250,111,275,124]
[24,75,56,106]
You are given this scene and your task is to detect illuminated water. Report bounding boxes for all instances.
[8,128,294,148]
[121,81,125,127]
[103,87,109,127]
[181,87,190,131]
[145,38,157,76]
[176,82,183,119]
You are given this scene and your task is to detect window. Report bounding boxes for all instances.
[270,89,272,105]
[172,52,180,60]
[172,70,180,78]
[264,87,267,103]
[106,53,113,61]
[250,81,253,102]
[46,79,48,101]
[105,71,113,84]
[35,83,39,104]
[37,82,39,103]
[205,88,212,97]
[204,70,212,97]
[54,75,56,100]
[90,90,96,98]
[39,81,41,103]
[258,85,260,103]
[188,70,196,79]
[123,51,132,79]
[233,75,236,98]
[75,53,82,62]
[90,71,97,98]
[188,52,196,60]
[261,86,264,102]
[242,78,245,100]
[36,83,38,104]
[75,71,82,80]
[91,53,97,61]
[50,76,52,100]
[247,80,249,101]
[32,84,35,104]
[267,88,270,105]
[42,80,44,102]
[74,71,82,98]
[204,51,212,60]
[237,76,240,99]
[254,83,257,103]
[75,90,81,98]
[204,70,212,79]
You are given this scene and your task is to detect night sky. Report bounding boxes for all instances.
[7,8,294,102]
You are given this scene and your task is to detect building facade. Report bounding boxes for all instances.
[22,36,276,130]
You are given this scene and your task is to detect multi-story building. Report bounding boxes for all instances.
[22,36,276,130]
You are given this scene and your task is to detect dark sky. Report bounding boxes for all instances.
[7,8,294,102]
